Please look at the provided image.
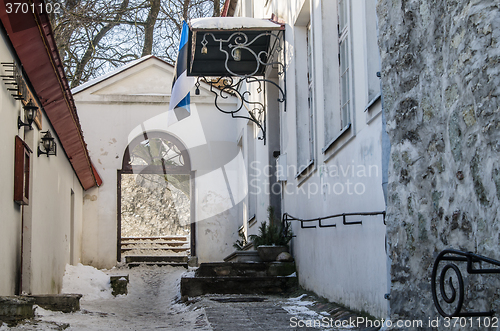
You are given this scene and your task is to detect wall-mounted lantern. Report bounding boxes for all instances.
[37,131,57,157]
[18,100,38,130]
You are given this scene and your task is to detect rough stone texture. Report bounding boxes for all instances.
[188,256,199,267]
[276,252,294,262]
[25,294,82,313]
[180,276,298,297]
[195,262,296,278]
[181,262,297,297]
[195,293,381,331]
[110,275,129,296]
[0,296,34,325]
[378,0,500,328]
[121,174,190,237]
[257,246,289,262]
[223,251,262,263]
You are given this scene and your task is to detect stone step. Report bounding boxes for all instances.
[0,297,34,325]
[24,294,82,313]
[125,255,189,264]
[122,241,188,246]
[121,246,190,252]
[181,275,298,297]
[224,250,262,262]
[128,262,188,268]
[121,236,188,242]
[121,241,189,246]
[195,262,296,277]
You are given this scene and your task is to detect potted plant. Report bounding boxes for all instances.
[249,207,293,262]
[224,231,263,262]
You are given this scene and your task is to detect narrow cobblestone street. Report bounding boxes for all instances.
[0,266,379,331]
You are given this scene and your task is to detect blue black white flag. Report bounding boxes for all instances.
[168,21,196,125]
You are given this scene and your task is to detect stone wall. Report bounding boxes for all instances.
[121,174,190,237]
[377,0,500,327]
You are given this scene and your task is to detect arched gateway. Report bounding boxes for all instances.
[117,131,194,262]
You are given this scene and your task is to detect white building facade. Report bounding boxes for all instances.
[73,56,243,268]
[0,5,100,296]
[227,0,389,318]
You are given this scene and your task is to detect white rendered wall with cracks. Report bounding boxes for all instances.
[74,56,243,267]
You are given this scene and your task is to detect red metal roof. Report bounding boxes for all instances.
[0,0,101,190]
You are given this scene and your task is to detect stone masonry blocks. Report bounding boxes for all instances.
[378,0,500,328]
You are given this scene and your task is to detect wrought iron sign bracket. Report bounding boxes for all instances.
[431,249,500,317]
[190,27,286,145]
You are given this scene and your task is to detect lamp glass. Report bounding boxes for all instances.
[233,48,241,61]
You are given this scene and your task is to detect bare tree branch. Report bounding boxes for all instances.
[49,0,217,87]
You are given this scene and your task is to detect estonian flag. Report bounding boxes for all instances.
[168,21,196,125]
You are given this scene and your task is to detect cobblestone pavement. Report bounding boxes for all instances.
[0,265,381,331]
[192,291,381,331]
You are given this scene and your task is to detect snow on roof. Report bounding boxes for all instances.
[190,17,283,31]
[72,55,170,94]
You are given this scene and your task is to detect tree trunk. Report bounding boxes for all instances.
[141,0,161,57]
[182,0,190,21]
[71,0,129,87]
[213,0,220,17]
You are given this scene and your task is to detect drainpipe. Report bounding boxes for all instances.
[379,73,392,329]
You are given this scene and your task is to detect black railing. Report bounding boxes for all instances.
[282,211,386,229]
[431,249,500,317]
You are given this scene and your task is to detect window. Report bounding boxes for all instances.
[365,0,381,104]
[322,0,352,153]
[338,0,350,129]
[14,136,31,205]
[307,23,315,162]
[295,1,315,175]
[247,124,256,221]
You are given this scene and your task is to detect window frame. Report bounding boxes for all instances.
[306,22,315,164]
[14,135,32,205]
[338,0,351,131]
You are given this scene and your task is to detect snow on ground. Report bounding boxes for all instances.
[281,294,327,319]
[3,264,211,330]
[0,265,353,331]
[62,264,113,301]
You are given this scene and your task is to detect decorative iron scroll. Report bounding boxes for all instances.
[193,30,286,144]
[431,249,500,317]
[199,31,285,77]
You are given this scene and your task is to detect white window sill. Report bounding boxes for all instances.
[364,93,381,112]
[322,123,351,154]
[295,159,315,179]
[248,214,257,227]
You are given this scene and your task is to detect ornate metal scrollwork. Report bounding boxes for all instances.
[195,29,286,144]
[200,31,285,78]
[431,249,500,317]
[195,75,269,142]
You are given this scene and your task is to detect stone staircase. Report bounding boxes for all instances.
[181,262,298,297]
[121,236,190,268]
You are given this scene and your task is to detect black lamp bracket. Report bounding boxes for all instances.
[193,29,286,145]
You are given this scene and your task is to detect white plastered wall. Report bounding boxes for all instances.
[22,115,85,295]
[236,0,388,318]
[0,28,85,295]
[0,29,23,296]
[74,57,242,267]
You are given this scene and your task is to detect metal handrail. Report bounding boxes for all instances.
[431,249,500,317]
[282,211,386,229]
